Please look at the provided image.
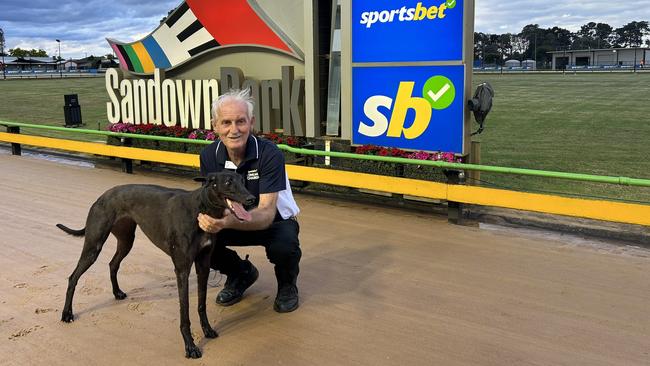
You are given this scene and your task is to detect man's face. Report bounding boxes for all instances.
[213,100,254,154]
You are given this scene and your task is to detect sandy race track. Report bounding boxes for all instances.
[1,149,649,366]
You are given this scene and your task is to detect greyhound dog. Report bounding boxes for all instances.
[57,171,254,359]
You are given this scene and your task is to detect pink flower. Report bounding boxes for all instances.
[412,151,430,160]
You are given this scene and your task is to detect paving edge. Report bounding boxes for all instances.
[468,205,650,247]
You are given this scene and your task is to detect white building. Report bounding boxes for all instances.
[548,47,649,70]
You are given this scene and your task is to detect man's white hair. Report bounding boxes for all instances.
[211,88,255,123]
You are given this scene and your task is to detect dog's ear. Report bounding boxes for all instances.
[193,176,207,183]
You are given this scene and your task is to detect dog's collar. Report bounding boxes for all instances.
[199,187,225,218]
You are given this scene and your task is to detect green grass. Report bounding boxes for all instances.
[471,72,650,203]
[1,73,650,203]
[0,77,108,141]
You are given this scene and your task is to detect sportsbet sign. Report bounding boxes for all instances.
[351,0,473,154]
[353,65,464,152]
[354,0,464,62]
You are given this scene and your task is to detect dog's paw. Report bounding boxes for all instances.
[113,290,127,300]
[61,311,74,323]
[203,327,218,339]
[185,344,202,359]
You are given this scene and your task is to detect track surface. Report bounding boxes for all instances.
[1,151,649,365]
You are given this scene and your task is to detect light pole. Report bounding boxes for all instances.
[0,27,6,80]
[534,33,537,69]
[56,39,62,78]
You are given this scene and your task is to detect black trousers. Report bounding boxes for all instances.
[210,218,301,284]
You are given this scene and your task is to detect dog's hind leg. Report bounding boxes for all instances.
[174,259,202,358]
[109,218,136,300]
[61,214,113,323]
[195,247,218,339]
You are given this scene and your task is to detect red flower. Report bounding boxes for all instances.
[389,148,402,157]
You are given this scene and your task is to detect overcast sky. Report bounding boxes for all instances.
[1,0,649,59]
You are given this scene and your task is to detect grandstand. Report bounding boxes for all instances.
[0,56,60,74]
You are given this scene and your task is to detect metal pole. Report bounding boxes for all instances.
[56,39,62,78]
[534,33,537,69]
[0,27,5,80]
[634,47,637,72]
[500,43,503,74]
[469,141,481,185]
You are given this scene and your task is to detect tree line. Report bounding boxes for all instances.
[475,21,649,67]
[4,47,49,57]
[2,20,648,66]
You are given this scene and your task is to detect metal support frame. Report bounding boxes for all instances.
[444,169,464,224]
[120,137,133,174]
[7,126,21,155]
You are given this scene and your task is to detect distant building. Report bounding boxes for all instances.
[521,60,536,70]
[65,56,119,71]
[63,60,79,70]
[548,47,649,70]
[0,55,119,74]
[504,60,521,68]
[0,56,60,72]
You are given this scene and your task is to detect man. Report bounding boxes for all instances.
[197,89,301,313]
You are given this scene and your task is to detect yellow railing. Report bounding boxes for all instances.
[2,131,650,226]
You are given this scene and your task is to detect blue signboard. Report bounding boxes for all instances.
[352,0,464,63]
[352,65,465,153]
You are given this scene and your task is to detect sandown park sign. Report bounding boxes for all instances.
[106,66,306,135]
[105,0,310,136]
[108,0,303,74]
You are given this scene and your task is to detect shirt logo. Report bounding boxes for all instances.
[247,169,259,180]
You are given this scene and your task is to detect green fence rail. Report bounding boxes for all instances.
[3,120,650,188]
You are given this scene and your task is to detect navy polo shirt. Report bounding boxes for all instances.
[199,135,300,219]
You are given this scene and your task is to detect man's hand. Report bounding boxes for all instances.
[198,212,235,233]
[198,192,279,232]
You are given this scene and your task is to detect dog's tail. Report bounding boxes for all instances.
[56,224,86,237]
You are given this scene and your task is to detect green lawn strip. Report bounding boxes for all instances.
[0,78,109,141]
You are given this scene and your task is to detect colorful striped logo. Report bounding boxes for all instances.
[107,0,302,74]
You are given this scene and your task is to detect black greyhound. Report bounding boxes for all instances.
[57,171,254,359]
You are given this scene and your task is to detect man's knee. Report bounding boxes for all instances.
[266,220,301,265]
[267,242,301,265]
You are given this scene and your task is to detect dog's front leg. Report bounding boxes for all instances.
[174,265,202,358]
[195,248,218,338]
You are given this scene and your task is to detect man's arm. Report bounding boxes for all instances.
[198,192,278,233]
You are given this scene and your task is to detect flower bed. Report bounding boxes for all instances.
[353,144,462,163]
[346,145,463,182]
[106,123,305,155]
[104,123,462,183]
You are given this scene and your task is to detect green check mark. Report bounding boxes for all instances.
[446,0,457,9]
[423,76,456,110]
